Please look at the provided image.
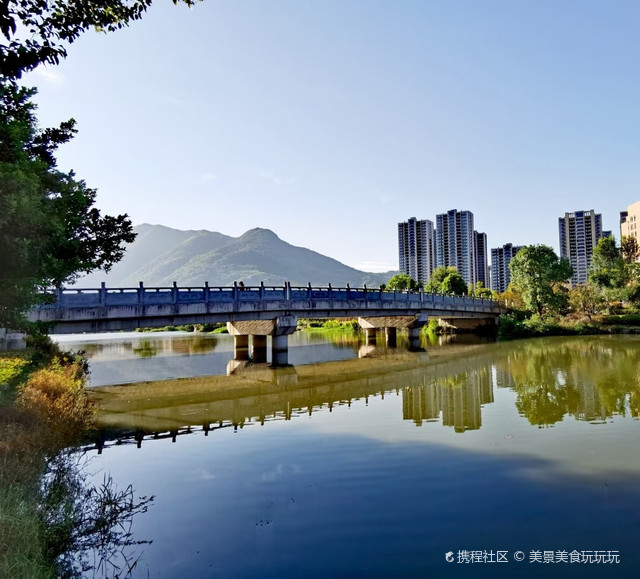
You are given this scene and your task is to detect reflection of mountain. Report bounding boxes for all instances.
[402,366,493,432]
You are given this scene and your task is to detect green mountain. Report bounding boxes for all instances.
[75,224,396,288]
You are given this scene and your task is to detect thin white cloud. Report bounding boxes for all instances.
[163,95,189,107]
[257,169,296,186]
[34,66,64,85]
[192,172,218,185]
[377,194,396,204]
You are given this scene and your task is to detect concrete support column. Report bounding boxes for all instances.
[233,335,249,360]
[408,327,421,351]
[365,327,377,346]
[272,334,289,366]
[385,327,397,347]
[252,335,268,363]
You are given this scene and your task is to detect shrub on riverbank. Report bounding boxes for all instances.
[18,359,95,450]
[0,340,94,576]
[301,319,360,332]
[2,337,154,576]
[496,312,640,340]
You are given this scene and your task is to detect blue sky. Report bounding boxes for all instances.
[25,0,640,272]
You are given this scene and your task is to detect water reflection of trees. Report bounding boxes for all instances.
[92,337,640,446]
[496,338,640,426]
[132,339,158,358]
[44,451,153,577]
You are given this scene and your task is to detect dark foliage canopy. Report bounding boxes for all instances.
[0,81,136,327]
[0,0,196,79]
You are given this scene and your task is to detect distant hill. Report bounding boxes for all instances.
[75,224,396,288]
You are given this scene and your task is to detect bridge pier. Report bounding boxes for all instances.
[408,327,422,351]
[438,317,498,332]
[385,327,397,347]
[365,328,377,346]
[227,315,297,367]
[251,335,268,363]
[233,335,249,361]
[272,335,289,366]
[358,315,428,351]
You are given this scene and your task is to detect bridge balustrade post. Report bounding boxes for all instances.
[346,283,350,299]
[233,281,238,301]
[99,282,106,307]
[260,282,264,300]
[138,281,144,305]
[328,283,332,299]
[420,287,424,302]
[204,281,209,303]
[172,282,178,304]
[363,284,367,299]
[285,281,291,301]
[393,287,397,300]
[308,282,312,299]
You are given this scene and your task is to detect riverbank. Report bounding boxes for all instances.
[497,312,640,340]
[0,340,100,577]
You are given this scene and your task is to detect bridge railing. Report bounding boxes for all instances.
[44,282,498,309]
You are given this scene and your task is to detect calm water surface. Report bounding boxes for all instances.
[53,332,640,578]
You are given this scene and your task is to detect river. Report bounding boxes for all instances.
[52,331,640,578]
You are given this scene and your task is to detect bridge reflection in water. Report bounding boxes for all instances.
[90,345,502,452]
[88,337,640,454]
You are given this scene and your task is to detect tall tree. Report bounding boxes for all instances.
[1,1,197,79]
[588,236,628,289]
[0,82,135,328]
[386,273,419,292]
[621,235,640,264]
[441,272,467,296]
[568,283,603,320]
[424,266,458,294]
[1,1,200,329]
[509,245,573,317]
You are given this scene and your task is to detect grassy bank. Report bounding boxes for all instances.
[0,342,94,577]
[1,338,154,577]
[134,322,227,333]
[497,313,640,340]
[299,319,360,332]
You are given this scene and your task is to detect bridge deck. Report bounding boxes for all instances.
[30,283,503,333]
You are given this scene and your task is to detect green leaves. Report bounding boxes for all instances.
[386,273,419,291]
[509,245,572,317]
[424,266,466,295]
[588,236,629,290]
[0,1,198,79]
[0,80,135,328]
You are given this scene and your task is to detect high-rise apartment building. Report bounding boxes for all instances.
[474,231,489,288]
[620,200,640,262]
[398,217,435,285]
[491,243,522,293]
[435,209,476,286]
[558,210,604,285]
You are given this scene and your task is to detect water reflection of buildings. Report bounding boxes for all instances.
[90,352,504,453]
[402,367,493,432]
[88,337,640,452]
